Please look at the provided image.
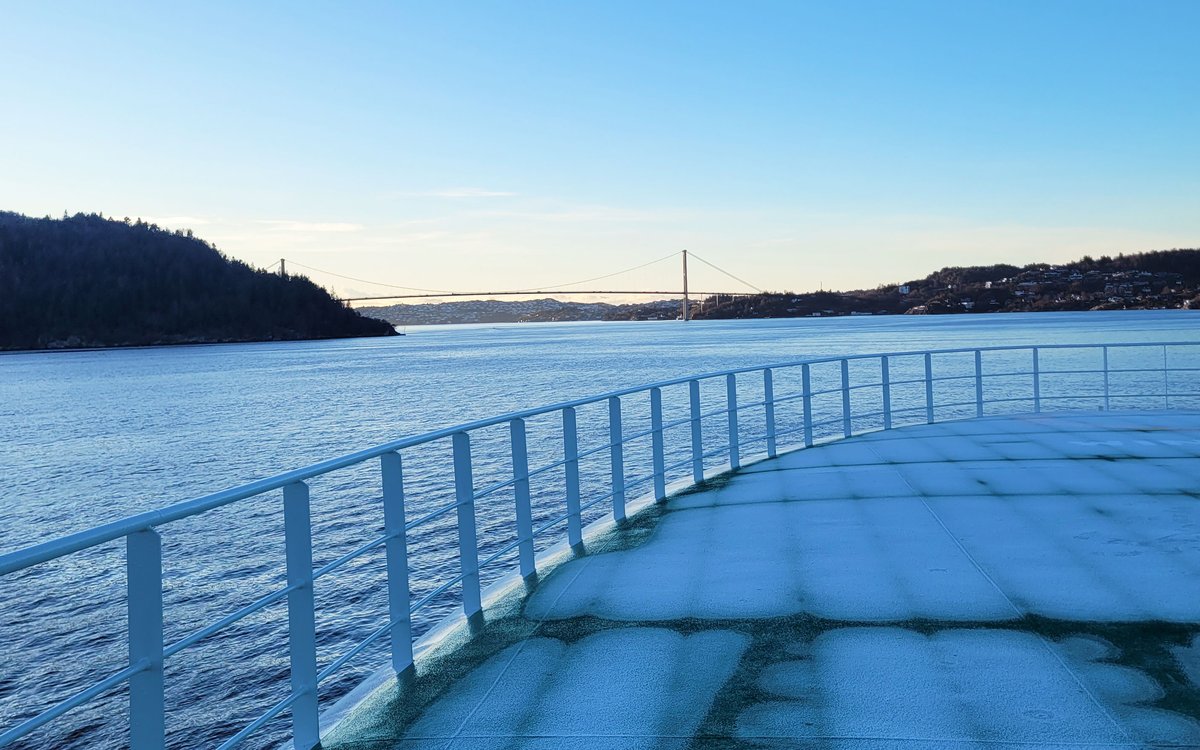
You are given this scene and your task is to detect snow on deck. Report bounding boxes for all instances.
[326,411,1200,750]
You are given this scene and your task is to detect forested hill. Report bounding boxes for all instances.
[0,212,396,350]
[693,249,1200,319]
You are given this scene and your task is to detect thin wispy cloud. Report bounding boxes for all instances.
[363,229,504,250]
[257,220,364,233]
[400,188,517,199]
[143,215,212,227]
[472,204,692,223]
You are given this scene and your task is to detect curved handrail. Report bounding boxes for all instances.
[0,339,1188,574]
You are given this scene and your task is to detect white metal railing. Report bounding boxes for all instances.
[2,341,1199,749]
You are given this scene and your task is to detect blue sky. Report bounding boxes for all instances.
[2,1,1196,298]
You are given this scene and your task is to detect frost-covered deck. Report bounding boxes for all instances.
[325,411,1200,749]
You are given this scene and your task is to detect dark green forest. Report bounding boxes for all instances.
[0,212,396,350]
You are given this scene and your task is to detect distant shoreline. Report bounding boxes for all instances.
[358,302,1197,328]
[359,250,1199,326]
[0,330,402,355]
[10,307,1198,353]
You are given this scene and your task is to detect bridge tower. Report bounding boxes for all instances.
[681,250,690,322]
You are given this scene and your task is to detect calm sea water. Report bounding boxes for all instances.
[1,311,1197,749]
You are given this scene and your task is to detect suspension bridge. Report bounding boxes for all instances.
[265,250,762,321]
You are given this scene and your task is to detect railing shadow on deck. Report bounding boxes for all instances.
[2,341,1199,750]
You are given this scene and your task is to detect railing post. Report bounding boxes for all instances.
[881,356,892,430]
[689,380,703,483]
[764,368,777,458]
[127,529,165,750]
[726,373,740,469]
[509,418,535,577]
[562,407,582,545]
[608,396,626,521]
[380,452,413,675]
[650,387,666,501]
[1032,348,1042,413]
[924,353,935,423]
[451,432,482,619]
[802,363,814,447]
[840,359,852,438]
[283,482,320,750]
[1102,346,1111,411]
[974,350,984,418]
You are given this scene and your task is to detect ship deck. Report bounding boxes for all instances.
[324,410,1200,749]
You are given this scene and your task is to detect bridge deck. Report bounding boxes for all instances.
[324,411,1200,749]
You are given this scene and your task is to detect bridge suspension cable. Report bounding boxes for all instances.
[280,250,762,302]
[686,251,763,293]
[502,251,679,293]
[286,252,682,297]
[284,260,454,294]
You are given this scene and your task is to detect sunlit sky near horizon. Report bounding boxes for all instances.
[2,1,1197,301]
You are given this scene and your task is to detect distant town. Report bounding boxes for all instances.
[359,249,1200,325]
